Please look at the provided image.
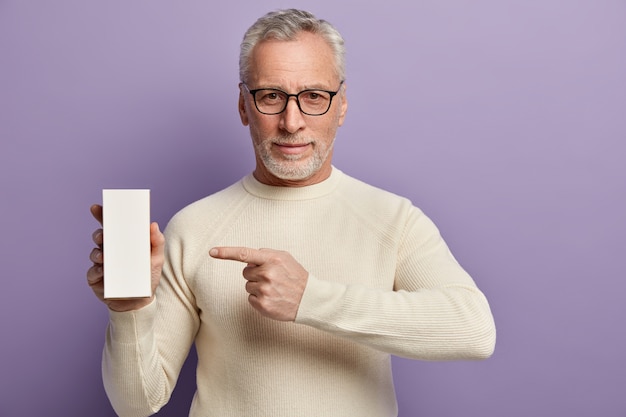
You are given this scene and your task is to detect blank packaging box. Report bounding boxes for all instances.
[103,189,151,299]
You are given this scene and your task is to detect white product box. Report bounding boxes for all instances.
[102,189,152,299]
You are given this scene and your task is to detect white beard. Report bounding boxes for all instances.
[255,135,335,181]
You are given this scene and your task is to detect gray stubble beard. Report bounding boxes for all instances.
[256,136,335,181]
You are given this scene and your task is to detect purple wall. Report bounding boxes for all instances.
[1,1,625,416]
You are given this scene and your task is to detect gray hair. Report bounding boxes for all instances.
[239,9,346,83]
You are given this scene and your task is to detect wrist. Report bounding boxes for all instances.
[107,295,155,312]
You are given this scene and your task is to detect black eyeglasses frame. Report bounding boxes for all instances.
[241,81,344,116]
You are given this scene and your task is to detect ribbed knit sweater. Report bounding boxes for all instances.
[103,168,496,417]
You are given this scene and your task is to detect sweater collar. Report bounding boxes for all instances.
[242,166,342,201]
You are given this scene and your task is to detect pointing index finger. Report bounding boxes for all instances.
[209,247,266,264]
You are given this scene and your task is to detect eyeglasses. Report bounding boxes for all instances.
[242,82,344,116]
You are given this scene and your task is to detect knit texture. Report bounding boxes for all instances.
[103,168,495,417]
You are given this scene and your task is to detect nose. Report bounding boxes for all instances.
[278,97,306,133]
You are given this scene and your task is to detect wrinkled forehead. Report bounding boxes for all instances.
[247,33,340,88]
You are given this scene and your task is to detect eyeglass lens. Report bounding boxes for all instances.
[254,90,333,115]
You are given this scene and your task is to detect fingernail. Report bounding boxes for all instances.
[209,248,218,257]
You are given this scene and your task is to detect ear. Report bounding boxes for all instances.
[238,84,249,126]
[337,84,348,127]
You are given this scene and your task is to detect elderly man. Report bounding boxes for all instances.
[87,9,495,417]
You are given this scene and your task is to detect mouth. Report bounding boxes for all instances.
[274,142,312,155]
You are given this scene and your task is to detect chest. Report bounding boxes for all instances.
[187,205,400,332]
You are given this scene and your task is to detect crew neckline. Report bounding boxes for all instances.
[242,167,343,201]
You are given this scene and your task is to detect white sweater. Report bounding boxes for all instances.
[103,168,496,417]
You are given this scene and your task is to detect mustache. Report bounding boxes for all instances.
[268,135,315,145]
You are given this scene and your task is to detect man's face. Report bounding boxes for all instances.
[238,31,348,187]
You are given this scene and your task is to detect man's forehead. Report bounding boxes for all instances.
[248,34,338,89]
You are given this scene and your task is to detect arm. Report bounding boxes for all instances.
[296,209,496,360]
[210,209,495,361]
[102,259,199,417]
[87,205,199,416]
[295,277,495,360]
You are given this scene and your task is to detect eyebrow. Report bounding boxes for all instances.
[253,84,333,92]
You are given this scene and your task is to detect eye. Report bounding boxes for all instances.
[301,91,328,103]
[261,92,278,101]
[257,90,286,104]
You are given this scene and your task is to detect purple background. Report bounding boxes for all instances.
[1,1,625,416]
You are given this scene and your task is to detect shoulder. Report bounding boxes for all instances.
[336,171,419,217]
[332,171,432,241]
[337,173,451,257]
[164,179,247,237]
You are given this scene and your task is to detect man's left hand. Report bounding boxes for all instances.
[209,247,309,321]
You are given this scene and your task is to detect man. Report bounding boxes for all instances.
[87,9,495,417]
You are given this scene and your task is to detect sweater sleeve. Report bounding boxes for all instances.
[295,207,496,361]
[102,223,200,417]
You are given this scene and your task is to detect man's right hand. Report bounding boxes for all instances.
[86,204,165,312]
